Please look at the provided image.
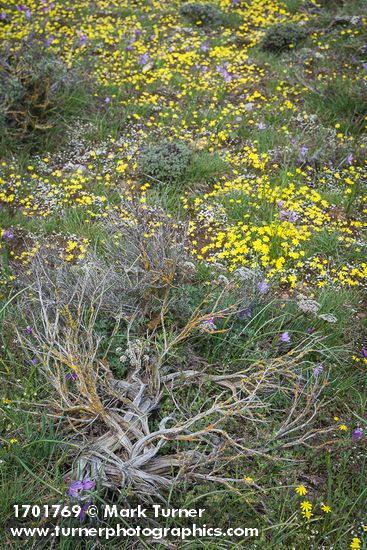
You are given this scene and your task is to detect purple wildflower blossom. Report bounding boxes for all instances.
[257,122,266,130]
[82,479,96,490]
[66,370,78,381]
[347,153,353,165]
[280,332,291,343]
[313,364,323,377]
[3,229,14,240]
[257,280,269,294]
[288,211,299,223]
[216,64,232,82]
[139,52,149,65]
[45,35,54,47]
[78,500,92,523]
[362,345,367,359]
[353,428,363,440]
[299,144,308,159]
[41,0,54,12]
[279,210,298,224]
[25,326,32,334]
[67,480,84,499]
[67,479,95,500]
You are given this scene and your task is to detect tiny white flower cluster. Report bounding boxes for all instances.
[117,339,150,368]
[296,294,320,316]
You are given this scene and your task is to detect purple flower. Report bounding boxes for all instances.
[257,122,266,130]
[206,316,216,329]
[288,211,298,224]
[25,326,32,334]
[362,345,367,359]
[277,200,285,208]
[313,364,323,377]
[31,357,37,365]
[78,34,87,46]
[0,12,7,20]
[362,63,367,70]
[216,64,232,83]
[139,52,149,65]
[280,332,291,343]
[299,144,308,160]
[307,327,315,334]
[2,229,14,240]
[347,153,353,165]
[45,35,54,47]
[257,280,269,294]
[67,479,95,500]
[105,96,111,104]
[66,370,77,381]
[41,0,53,12]
[279,210,298,224]
[353,428,363,440]
[200,43,209,52]
[78,500,92,523]
[82,479,96,491]
[67,480,84,499]
[17,4,31,18]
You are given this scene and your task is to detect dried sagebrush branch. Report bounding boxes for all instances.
[15,257,334,503]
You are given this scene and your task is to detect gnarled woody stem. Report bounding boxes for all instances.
[15,262,332,502]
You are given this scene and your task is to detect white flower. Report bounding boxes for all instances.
[297,298,320,315]
[318,313,337,323]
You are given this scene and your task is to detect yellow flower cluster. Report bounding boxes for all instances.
[0,0,365,293]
